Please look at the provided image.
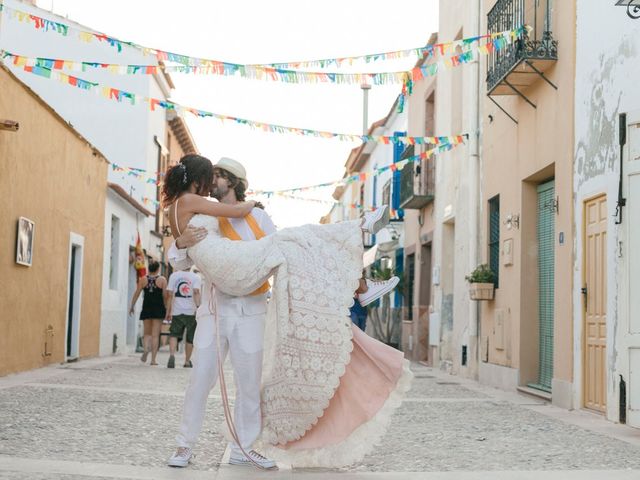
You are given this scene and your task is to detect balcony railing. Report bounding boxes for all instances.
[399,145,435,210]
[487,0,558,96]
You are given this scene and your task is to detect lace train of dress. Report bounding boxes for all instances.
[260,326,413,467]
[185,214,411,467]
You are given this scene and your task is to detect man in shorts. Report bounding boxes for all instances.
[166,267,201,368]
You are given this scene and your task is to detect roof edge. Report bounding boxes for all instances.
[108,182,153,217]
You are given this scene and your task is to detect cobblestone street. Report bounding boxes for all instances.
[1,352,640,479]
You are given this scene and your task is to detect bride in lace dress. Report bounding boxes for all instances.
[163,155,412,467]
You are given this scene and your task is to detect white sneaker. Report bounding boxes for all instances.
[360,205,390,235]
[167,447,192,468]
[229,449,277,469]
[357,276,400,307]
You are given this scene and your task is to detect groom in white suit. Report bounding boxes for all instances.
[167,157,277,469]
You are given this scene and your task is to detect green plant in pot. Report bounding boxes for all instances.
[466,264,496,300]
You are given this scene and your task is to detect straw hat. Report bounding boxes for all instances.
[214,157,248,189]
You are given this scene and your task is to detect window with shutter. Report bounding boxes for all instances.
[488,195,500,288]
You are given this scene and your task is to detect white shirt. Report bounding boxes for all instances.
[166,270,201,316]
[168,207,277,347]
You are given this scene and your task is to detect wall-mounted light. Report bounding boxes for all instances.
[0,119,19,132]
[504,213,520,230]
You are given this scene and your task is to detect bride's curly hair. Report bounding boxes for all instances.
[162,154,213,206]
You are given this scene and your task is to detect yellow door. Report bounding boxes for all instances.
[583,195,607,412]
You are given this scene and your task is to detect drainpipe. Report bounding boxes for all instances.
[468,0,482,374]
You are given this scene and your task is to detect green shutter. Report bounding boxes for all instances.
[489,196,500,287]
[530,180,555,392]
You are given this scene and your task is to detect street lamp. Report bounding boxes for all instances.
[361,83,371,135]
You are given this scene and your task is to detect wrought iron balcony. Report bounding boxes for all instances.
[487,0,558,96]
[399,145,435,210]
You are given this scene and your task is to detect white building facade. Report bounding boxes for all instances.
[0,0,173,354]
[430,0,482,378]
[573,1,640,426]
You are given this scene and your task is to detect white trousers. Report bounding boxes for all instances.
[175,312,265,453]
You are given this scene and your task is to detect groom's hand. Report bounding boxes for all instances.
[253,201,265,210]
[176,225,207,249]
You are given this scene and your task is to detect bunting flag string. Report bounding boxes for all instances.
[258,192,402,218]
[265,192,338,205]
[8,59,470,148]
[141,196,161,209]
[3,27,519,118]
[2,24,519,87]
[249,139,465,196]
[142,193,384,218]
[141,190,403,217]
[0,2,525,71]
[141,191,400,216]
[109,129,466,185]
[114,134,463,213]
[110,163,164,183]
[0,50,411,86]
[111,135,463,194]
[253,29,520,69]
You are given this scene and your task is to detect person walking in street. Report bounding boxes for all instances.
[129,260,167,366]
[165,267,201,368]
[164,154,408,469]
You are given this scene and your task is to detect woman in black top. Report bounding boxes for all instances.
[129,260,167,365]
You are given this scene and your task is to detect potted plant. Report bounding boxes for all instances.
[465,264,496,301]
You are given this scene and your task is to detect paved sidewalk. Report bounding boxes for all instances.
[1,351,640,479]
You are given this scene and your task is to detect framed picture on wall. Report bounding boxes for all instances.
[16,217,35,267]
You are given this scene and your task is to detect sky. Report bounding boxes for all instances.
[36,0,439,227]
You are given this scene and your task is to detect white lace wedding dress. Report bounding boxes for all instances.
[186,213,412,467]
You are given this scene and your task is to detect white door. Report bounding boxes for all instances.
[624,113,640,427]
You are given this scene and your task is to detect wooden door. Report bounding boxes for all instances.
[583,195,607,412]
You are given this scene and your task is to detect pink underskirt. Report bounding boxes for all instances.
[279,325,405,450]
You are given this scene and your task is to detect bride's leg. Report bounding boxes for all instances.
[355,276,368,294]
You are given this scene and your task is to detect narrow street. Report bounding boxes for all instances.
[1,351,639,479]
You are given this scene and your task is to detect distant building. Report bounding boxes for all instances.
[573,0,640,426]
